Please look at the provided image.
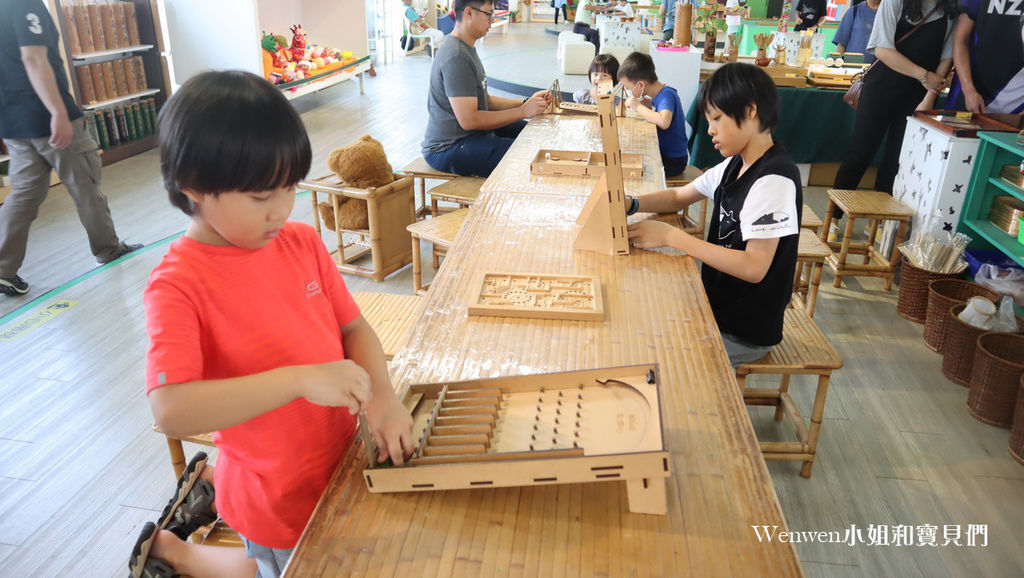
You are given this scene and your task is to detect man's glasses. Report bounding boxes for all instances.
[470,6,495,20]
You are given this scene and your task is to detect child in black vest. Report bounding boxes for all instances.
[625,63,802,366]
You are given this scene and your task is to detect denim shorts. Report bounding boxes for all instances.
[244,537,294,578]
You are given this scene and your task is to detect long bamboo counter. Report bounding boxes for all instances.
[287,115,802,577]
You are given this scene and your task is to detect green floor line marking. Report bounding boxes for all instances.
[0,300,78,342]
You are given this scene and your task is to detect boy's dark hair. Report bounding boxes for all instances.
[159,71,311,216]
[589,54,620,81]
[617,52,658,84]
[454,0,490,21]
[696,63,779,133]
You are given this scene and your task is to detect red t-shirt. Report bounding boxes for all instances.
[144,222,360,548]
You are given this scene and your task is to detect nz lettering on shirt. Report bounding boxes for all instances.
[988,0,1022,16]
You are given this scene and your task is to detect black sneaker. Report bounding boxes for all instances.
[99,242,144,264]
[0,275,29,296]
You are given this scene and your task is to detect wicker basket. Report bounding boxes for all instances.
[924,280,1000,351]
[897,261,963,323]
[1010,374,1024,465]
[967,333,1024,428]
[942,305,1024,387]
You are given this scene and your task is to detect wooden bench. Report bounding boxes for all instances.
[735,306,843,478]
[406,208,470,293]
[428,176,484,217]
[399,157,457,219]
[801,204,823,235]
[352,292,424,360]
[821,189,913,291]
[792,228,830,317]
[665,165,707,237]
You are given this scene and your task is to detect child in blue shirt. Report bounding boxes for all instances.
[832,0,879,64]
[618,51,689,178]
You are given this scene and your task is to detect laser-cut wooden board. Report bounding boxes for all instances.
[530,149,644,179]
[466,272,605,321]
[362,364,671,515]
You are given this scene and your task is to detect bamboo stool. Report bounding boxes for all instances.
[150,425,243,548]
[666,165,707,237]
[352,292,424,360]
[399,157,457,219]
[406,208,470,293]
[736,306,844,478]
[428,176,484,217]
[802,204,822,235]
[301,174,415,282]
[791,229,830,317]
[820,189,913,290]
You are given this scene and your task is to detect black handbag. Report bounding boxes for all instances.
[844,5,940,110]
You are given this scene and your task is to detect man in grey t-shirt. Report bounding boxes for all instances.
[421,0,550,177]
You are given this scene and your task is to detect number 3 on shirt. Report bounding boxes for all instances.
[27,13,43,35]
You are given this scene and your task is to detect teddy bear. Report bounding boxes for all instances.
[318,135,395,231]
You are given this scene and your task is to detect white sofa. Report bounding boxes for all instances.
[562,41,596,75]
[557,31,586,61]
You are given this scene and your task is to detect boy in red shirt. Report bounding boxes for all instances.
[130,70,414,577]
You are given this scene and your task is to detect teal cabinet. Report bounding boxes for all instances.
[958,132,1024,267]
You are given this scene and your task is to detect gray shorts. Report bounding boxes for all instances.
[721,332,772,367]
[244,537,293,578]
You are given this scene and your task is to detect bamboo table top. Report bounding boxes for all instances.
[399,157,456,180]
[481,114,668,197]
[798,229,831,261]
[801,204,823,231]
[288,189,803,576]
[406,208,470,246]
[352,292,425,361]
[827,189,914,219]
[429,177,485,203]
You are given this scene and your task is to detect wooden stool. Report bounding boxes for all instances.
[666,165,707,237]
[801,204,822,235]
[792,229,830,317]
[820,189,913,291]
[300,174,415,282]
[352,292,424,360]
[735,307,844,478]
[151,425,243,548]
[406,208,470,293]
[428,176,484,217]
[399,157,457,219]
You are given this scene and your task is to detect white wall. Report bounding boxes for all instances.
[164,0,262,85]
[299,0,369,58]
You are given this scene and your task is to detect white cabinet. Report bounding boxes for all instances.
[893,116,980,235]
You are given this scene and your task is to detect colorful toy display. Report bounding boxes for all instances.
[260,24,358,85]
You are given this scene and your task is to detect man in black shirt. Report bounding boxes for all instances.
[0,0,140,296]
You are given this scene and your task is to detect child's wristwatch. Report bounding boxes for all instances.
[625,195,640,216]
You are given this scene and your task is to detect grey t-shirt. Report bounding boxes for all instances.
[421,35,488,154]
[868,0,954,60]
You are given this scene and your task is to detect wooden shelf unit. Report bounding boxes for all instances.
[958,132,1024,267]
[54,0,170,166]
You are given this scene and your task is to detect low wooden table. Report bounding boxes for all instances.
[406,208,470,293]
[801,204,823,235]
[821,189,914,291]
[399,157,457,219]
[793,228,830,317]
[428,176,484,217]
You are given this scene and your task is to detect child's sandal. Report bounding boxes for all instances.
[128,521,178,578]
[157,451,218,540]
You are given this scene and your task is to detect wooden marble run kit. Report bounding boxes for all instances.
[530,149,644,178]
[545,79,628,117]
[362,364,672,515]
[467,272,604,321]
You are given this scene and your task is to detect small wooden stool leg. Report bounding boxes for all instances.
[834,217,856,288]
[864,219,878,265]
[806,262,823,317]
[820,200,836,242]
[411,235,423,293]
[166,437,187,479]
[801,373,832,478]
[774,375,792,422]
[885,220,909,291]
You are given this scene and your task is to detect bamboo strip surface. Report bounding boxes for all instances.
[481,114,667,197]
[288,187,803,576]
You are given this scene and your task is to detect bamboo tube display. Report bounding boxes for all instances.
[674,2,692,47]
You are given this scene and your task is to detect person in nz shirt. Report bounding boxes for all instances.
[625,63,802,366]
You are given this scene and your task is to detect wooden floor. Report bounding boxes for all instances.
[0,23,1022,578]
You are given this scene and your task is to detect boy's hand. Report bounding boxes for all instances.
[367,394,415,466]
[627,220,681,249]
[301,360,372,415]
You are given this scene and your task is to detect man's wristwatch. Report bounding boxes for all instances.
[918,71,929,85]
[625,195,640,216]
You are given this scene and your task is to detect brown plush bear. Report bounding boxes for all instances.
[319,135,395,231]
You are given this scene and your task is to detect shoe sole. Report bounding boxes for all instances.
[157,452,208,532]
[128,522,156,578]
[0,282,28,295]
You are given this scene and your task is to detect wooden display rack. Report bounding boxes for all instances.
[362,364,671,515]
[806,66,863,89]
[467,272,605,321]
[574,82,630,256]
[546,79,628,117]
[300,173,415,282]
[530,149,644,178]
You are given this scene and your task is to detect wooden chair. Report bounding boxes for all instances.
[300,174,416,282]
[735,306,843,478]
[151,425,243,548]
[665,165,707,237]
[398,157,457,219]
[428,176,484,217]
[791,228,830,317]
[821,189,913,290]
[406,208,470,293]
[801,204,823,235]
[352,292,424,361]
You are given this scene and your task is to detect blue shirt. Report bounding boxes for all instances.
[651,85,688,160]
[833,2,878,64]
[663,0,676,32]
